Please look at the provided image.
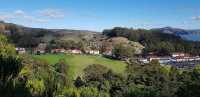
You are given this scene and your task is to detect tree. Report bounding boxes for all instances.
[25,79,46,97]
[80,87,109,97]
[113,43,135,59]
[54,59,71,87]
[176,65,200,97]
[0,34,22,96]
[55,88,80,97]
[123,87,159,97]
[84,64,108,81]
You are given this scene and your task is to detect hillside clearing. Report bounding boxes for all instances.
[33,54,127,79]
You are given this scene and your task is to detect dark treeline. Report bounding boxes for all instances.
[1,34,200,97]
[103,27,200,56]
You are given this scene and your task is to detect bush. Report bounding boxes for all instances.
[25,79,45,97]
[80,87,109,97]
[55,88,80,97]
[84,64,108,81]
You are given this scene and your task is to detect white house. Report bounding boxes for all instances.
[33,43,47,55]
[158,57,172,64]
[67,49,82,54]
[16,47,26,54]
[51,48,66,54]
[140,56,172,64]
[138,58,149,64]
[172,53,186,58]
[34,48,45,55]
[148,56,161,62]
[85,50,100,55]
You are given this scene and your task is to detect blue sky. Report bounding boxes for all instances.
[0,0,200,31]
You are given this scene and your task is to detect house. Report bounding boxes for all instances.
[141,56,172,64]
[85,49,100,55]
[3,30,11,35]
[138,58,149,64]
[33,43,47,55]
[194,56,200,61]
[158,57,172,64]
[67,49,82,54]
[171,52,187,58]
[51,48,66,54]
[172,56,200,62]
[92,50,100,55]
[16,47,26,54]
[33,48,45,55]
[148,56,161,62]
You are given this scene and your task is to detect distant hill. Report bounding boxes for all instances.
[0,21,99,36]
[153,27,200,35]
[0,21,103,47]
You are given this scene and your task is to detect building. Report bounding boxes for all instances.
[16,47,26,54]
[148,56,161,62]
[85,49,100,55]
[138,53,200,69]
[33,48,45,55]
[67,49,82,54]
[158,57,172,64]
[172,56,200,62]
[138,56,172,64]
[33,43,47,55]
[171,52,187,58]
[138,58,149,64]
[51,48,66,54]
[148,56,172,64]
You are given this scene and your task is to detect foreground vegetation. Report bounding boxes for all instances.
[33,54,127,79]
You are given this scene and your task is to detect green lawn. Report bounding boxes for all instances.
[33,54,127,79]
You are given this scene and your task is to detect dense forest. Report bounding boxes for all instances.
[103,27,200,56]
[1,33,200,97]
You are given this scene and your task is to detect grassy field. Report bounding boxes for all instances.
[33,54,127,79]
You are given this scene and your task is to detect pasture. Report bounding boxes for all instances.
[33,54,127,79]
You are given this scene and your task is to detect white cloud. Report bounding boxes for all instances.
[14,10,26,16]
[0,9,64,23]
[191,16,200,21]
[13,10,48,23]
[39,9,65,18]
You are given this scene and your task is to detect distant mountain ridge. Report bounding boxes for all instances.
[1,21,200,36]
[0,21,99,36]
[153,27,200,35]
[0,21,200,45]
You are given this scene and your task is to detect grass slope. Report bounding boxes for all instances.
[33,54,127,79]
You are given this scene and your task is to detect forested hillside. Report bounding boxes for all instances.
[103,27,200,55]
[0,21,101,48]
